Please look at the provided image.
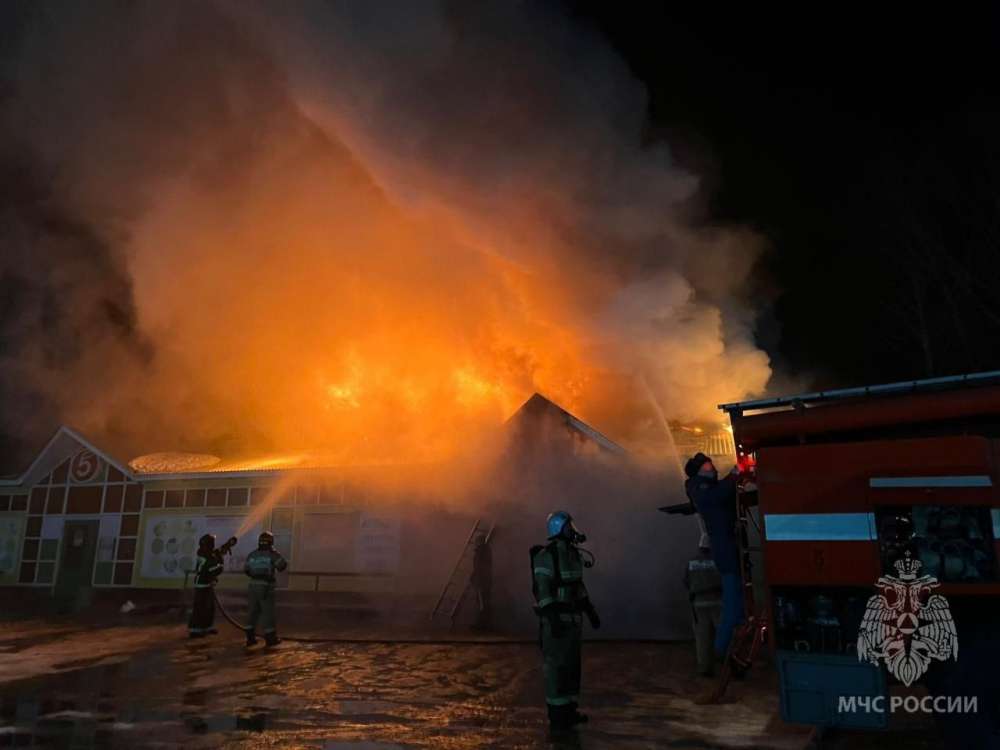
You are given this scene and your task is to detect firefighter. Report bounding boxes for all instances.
[684,542,723,676]
[532,511,600,730]
[189,534,224,638]
[244,531,288,647]
[471,535,493,630]
[684,452,745,667]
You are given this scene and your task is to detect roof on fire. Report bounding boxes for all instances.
[505,393,626,455]
[1,393,625,486]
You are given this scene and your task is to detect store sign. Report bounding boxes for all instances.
[69,450,103,483]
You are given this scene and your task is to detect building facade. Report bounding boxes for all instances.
[0,427,402,602]
[0,394,627,611]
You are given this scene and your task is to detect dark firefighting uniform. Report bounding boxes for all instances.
[532,539,594,714]
[189,550,224,636]
[244,547,288,637]
[684,555,723,675]
[472,540,493,629]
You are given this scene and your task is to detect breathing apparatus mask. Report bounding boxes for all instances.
[546,511,596,568]
[566,522,596,569]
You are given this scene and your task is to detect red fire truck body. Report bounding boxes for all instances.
[721,372,1000,734]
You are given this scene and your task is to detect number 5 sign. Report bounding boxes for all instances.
[70,450,103,483]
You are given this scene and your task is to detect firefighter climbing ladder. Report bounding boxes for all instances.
[431,519,494,626]
[697,483,769,705]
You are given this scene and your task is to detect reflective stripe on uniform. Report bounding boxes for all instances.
[249,579,272,586]
[534,567,553,576]
[545,696,574,706]
[194,583,212,589]
[688,559,717,571]
[536,596,555,608]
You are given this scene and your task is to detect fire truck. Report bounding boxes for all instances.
[720,371,1000,746]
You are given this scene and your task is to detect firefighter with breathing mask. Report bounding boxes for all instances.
[244,531,288,647]
[188,534,224,638]
[531,511,600,730]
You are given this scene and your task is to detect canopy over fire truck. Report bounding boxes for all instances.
[720,371,1000,744]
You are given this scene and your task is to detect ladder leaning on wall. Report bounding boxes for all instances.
[430,518,494,626]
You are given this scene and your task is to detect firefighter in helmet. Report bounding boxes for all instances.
[471,534,493,630]
[189,534,224,638]
[684,452,745,668]
[532,511,600,730]
[244,530,288,646]
[684,539,724,676]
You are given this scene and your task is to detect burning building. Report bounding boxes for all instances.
[0,393,640,624]
[668,421,737,469]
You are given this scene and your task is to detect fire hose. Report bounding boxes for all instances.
[205,587,532,645]
[192,542,530,645]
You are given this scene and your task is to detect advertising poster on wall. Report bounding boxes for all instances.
[140,513,261,580]
[356,514,401,574]
[297,512,358,572]
[141,514,205,579]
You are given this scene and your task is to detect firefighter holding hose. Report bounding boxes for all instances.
[244,531,288,647]
[188,534,224,638]
[684,452,745,673]
[532,511,600,730]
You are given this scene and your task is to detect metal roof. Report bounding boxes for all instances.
[718,370,1000,415]
[4,395,626,485]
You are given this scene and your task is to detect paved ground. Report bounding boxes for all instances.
[0,617,945,749]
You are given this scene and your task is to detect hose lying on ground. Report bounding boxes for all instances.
[209,588,536,645]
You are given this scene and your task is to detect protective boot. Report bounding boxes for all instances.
[245,629,257,647]
[264,632,281,647]
[547,704,574,730]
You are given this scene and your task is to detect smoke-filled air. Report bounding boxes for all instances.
[0,1,770,468]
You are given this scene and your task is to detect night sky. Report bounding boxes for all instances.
[573,3,1000,387]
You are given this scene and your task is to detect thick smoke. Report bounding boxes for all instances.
[0,1,769,466]
[0,0,770,638]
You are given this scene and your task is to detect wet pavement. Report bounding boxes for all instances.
[0,618,945,749]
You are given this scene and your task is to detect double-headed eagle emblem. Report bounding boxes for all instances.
[857,550,958,686]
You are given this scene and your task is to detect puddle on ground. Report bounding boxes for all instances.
[0,624,942,750]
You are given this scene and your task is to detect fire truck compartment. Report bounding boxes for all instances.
[777,649,888,729]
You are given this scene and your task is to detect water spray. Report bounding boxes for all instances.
[638,374,684,476]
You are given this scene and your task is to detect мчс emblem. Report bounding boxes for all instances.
[857,550,958,686]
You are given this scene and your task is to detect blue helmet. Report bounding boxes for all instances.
[547,511,571,538]
[547,511,586,542]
